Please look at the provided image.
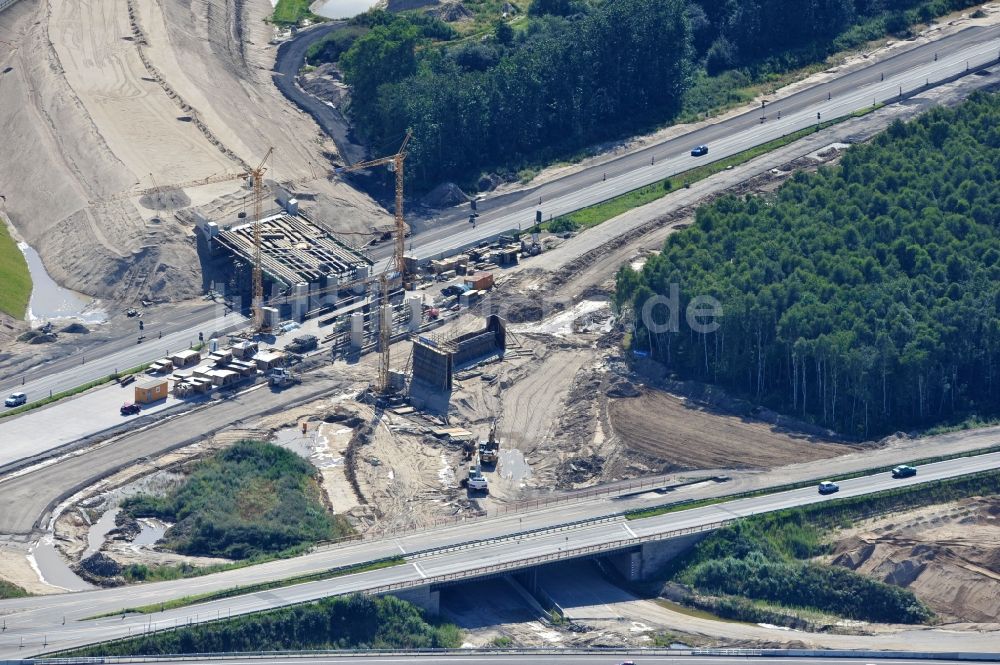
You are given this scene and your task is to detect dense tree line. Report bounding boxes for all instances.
[692,0,978,75]
[123,440,350,559]
[65,595,462,656]
[324,0,978,189]
[341,0,690,187]
[616,93,1000,437]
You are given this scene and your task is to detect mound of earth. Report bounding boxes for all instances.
[827,496,1000,623]
[429,2,474,22]
[74,552,123,586]
[422,182,470,208]
[60,323,90,334]
[138,188,191,211]
[17,331,56,344]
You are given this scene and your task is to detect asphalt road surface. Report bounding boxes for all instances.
[35,658,999,665]
[1,452,997,656]
[272,22,367,166]
[0,378,341,534]
[0,307,245,409]
[391,24,1000,268]
[3,24,997,406]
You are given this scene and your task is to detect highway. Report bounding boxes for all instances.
[0,306,245,409]
[2,24,997,406]
[0,452,997,657]
[24,657,999,665]
[397,24,1000,266]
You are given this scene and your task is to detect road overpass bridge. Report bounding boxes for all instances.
[2,452,998,657]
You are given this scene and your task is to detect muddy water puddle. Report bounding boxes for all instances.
[310,0,379,19]
[272,425,345,469]
[498,448,532,485]
[19,241,106,323]
[29,538,91,591]
[132,518,169,547]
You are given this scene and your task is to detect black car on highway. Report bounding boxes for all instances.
[690,145,709,157]
[891,465,917,479]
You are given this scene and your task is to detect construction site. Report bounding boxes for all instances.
[3,0,1000,654]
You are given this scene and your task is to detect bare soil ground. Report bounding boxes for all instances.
[608,391,846,471]
[826,496,1000,624]
[0,0,385,304]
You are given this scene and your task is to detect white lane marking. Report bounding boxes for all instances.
[621,522,637,538]
[412,562,427,579]
[396,540,406,554]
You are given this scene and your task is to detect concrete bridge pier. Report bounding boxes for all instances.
[606,532,708,582]
[389,585,440,616]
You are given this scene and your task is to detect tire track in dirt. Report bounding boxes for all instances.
[125,0,249,171]
[608,390,847,470]
[500,349,589,454]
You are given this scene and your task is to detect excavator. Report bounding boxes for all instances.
[478,419,500,466]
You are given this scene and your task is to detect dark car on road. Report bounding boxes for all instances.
[5,392,27,407]
[818,481,840,495]
[891,465,917,479]
[690,145,708,157]
[120,402,141,416]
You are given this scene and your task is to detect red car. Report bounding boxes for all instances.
[120,402,141,416]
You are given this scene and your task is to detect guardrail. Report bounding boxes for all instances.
[21,647,1000,663]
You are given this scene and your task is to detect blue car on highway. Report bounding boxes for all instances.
[690,145,708,157]
[818,481,840,495]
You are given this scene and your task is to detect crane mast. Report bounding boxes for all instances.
[250,147,274,334]
[335,131,412,392]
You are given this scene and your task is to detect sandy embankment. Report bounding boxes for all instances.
[0,0,384,304]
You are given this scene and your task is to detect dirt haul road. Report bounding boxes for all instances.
[0,0,384,303]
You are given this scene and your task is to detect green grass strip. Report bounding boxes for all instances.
[271,0,323,26]
[86,556,406,619]
[0,219,31,320]
[0,342,206,421]
[625,442,1000,520]
[0,363,153,421]
[545,105,882,233]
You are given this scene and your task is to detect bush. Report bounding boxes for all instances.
[122,440,350,559]
[63,594,462,656]
[547,217,579,234]
[0,580,28,599]
[663,471,1000,623]
[687,553,932,623]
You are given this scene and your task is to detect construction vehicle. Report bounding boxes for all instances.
[464,463,489,493]
[267,367,298,388]
[478,420,499,465]
[284,334,318,354]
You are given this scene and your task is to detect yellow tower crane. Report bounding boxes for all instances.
[334,131,412,392]
[249,147,274,334]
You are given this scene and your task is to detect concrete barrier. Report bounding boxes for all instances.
[12,648,1000,662]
